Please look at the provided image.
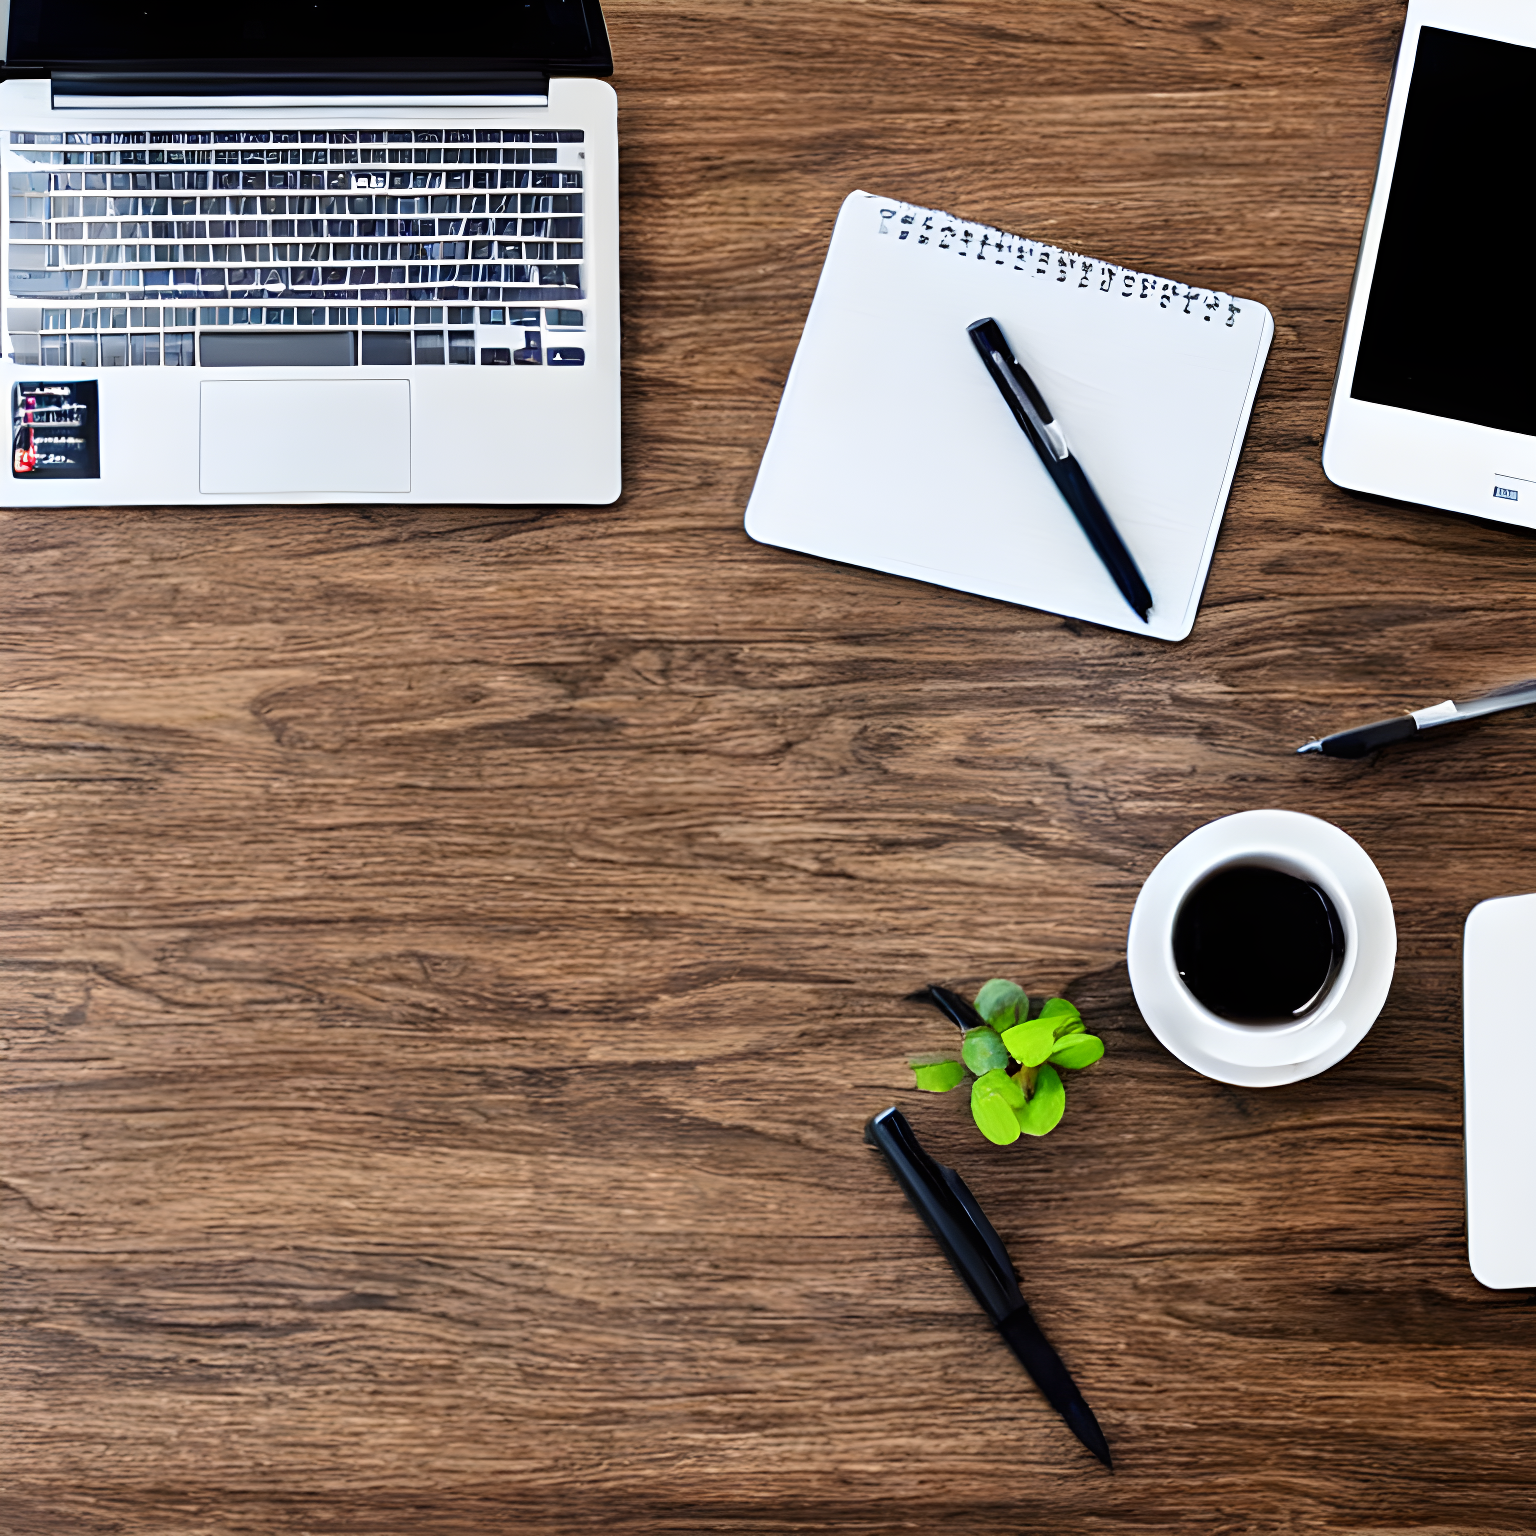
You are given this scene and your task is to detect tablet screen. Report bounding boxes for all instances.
[1351,26,1536,438]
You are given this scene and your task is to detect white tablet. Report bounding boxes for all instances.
[1322,0,1536,526]
[1464,893,1536,1290]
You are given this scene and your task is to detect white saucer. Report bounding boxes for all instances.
[1126,810,1397,1087]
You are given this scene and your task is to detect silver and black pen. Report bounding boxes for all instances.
[1298,678,1536,757]
[967,316,1154,624]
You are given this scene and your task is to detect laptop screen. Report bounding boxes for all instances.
[5,0,609,74]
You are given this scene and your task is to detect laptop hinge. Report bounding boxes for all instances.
[51,71,551,106]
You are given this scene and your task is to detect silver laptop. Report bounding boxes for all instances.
[0,0,619,505]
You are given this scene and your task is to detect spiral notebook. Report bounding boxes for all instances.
[744,192,1274,641]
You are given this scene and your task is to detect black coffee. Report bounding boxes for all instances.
[1171,864,1345,1024]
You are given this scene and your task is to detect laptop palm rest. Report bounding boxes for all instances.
[200,379,411,494]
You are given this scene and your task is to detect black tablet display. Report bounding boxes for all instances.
[1351,26,1536,438]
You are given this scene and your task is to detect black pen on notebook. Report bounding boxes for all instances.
[1298,678,1536,758]
[967,317,1153,624]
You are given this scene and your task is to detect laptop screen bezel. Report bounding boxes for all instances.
[0,0,612,77]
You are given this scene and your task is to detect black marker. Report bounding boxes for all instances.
[967,317,1153,623]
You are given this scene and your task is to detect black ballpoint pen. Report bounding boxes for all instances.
[864,1105,1113,1469]
[1297,677,1536,757]
[967,316,1154,624]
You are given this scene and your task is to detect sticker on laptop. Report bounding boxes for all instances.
[12,381,100,478]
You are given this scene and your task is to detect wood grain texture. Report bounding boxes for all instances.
[7,2,1536,1531]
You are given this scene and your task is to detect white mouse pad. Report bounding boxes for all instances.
[1464,892,1536,1288]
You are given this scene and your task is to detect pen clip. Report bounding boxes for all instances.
[865,1106,1024,1319]
[968,318,1070,460]
[936,1161,1020,1303]
[991,350,1070,460]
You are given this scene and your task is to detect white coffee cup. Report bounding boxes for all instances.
[1127,809,1396,1087]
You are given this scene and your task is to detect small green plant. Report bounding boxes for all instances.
[907,979,1105,1146]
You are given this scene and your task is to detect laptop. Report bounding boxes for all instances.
[0,0,619,505]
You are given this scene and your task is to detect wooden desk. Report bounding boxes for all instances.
[6,3,1536,1530]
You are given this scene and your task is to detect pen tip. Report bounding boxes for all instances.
[1296,741,1322,755]
[1065,1399,1114,1469]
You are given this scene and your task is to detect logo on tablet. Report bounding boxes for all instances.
[1494,485,1519,501]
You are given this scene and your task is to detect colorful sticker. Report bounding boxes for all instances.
[12,381,99,478]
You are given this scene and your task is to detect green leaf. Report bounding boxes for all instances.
[1016,1064,1066,1137]
[1038,998,1083,1035]
[961,1026,1010,1076]
[971,1090,1022,1146]
[999,1017,1056,1068]
[1047,1032,1102,1070]
[974,979,1028,1030]
[911,1059,965,1092]
[1048,1033,1105,1070]
[972,1067,1024,1110]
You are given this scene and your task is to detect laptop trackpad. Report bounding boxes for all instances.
[200,379,411,494]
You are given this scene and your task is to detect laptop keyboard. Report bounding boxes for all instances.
[3,127,588,368]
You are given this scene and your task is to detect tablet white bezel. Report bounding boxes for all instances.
[1321,0,1536,528]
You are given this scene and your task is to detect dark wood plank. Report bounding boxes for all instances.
[8,2,1536,1531]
